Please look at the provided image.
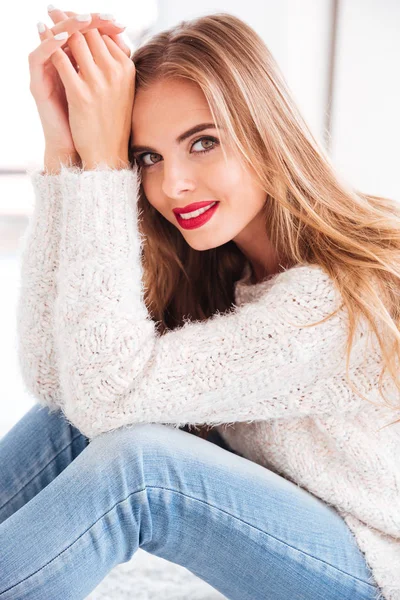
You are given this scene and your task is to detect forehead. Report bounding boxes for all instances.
[131,78,213,142]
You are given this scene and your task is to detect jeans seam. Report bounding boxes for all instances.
[0,433,84,513]
[147,485,378,591]
[0,483,377,594]
[0,486,147,595]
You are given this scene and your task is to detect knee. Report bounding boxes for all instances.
[86,422,176,464]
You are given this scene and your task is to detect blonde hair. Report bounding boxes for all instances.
[128,12,400,437]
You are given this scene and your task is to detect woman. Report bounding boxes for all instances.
[1,8,398,599]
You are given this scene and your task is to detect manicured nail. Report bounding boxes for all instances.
[47,4,58,11]
[113,21,126,28]
[54,31,69,40]
[75,14,92,22]
[37,21,46,33]
[99,13,115,20]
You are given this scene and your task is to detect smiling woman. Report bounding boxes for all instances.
[128,13,400,425]
[8,9,400,600]
[128,75,288,316]
[131,81,250,240]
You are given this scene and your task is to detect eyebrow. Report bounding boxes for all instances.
[130,122,221,154]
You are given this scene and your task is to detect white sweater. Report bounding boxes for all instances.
[16,163,400,600]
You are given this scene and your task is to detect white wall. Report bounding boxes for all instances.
[331,0,400,200]
[286,0,333,147]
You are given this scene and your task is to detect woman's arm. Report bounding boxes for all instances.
[40,163,367,440]
[16,166,65,411]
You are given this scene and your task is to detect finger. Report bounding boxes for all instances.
[68,12,131,60]
[52,14,99,78]
[37,21,74,67]
[104,33,131,59]
[46,6,70,25]
[44,8,94,72]
[76,24,113,70]
[82,22,131,63]
[48,35,83,94]
[29,30,76,85]
[101,34,133,65]
[48,10,130,59]
[42,7,77,70]
[31,28,72,60]
[52,10,127,36]
[47,11,107,76]
[73,14,129,68]
[63,46,79,72]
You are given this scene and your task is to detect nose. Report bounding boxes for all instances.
[161,158,196,198]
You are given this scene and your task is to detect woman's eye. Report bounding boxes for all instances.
[140,152,160,168]
[135,135,219,169]
[191,136,217,153]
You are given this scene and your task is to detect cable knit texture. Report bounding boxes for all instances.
[17,162,400,600]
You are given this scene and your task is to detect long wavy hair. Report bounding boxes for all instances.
[127,12,400,437]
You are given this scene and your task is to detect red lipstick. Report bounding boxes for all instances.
[172,201,217,215]
[173,201,219,230]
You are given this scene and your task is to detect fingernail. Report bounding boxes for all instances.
[54,31,69,40]
[113,21,126,29]
[47,4,58,11]
[75,14,92,22]
[99,13,115,20]
[37,21,46,33]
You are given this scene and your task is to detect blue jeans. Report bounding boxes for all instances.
[0,403,380,600]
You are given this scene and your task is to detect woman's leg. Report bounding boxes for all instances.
[0,421,380,600]
[0,403,89,524]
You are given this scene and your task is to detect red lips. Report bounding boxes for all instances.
[172,201,217,215]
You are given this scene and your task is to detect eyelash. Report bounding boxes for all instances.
[134,135,219,169]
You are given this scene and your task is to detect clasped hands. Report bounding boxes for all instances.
[35,6,136,170]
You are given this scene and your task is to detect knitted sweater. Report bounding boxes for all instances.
[16,163,400,600]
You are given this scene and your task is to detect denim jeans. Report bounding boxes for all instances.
[0,403,380,600]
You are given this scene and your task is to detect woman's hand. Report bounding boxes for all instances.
[49,8,132,68]
[29,9,128,161]
[43,11,136,170]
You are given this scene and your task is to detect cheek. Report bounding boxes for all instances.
[226,162,266,209]
[212,157,246,192]
[141,179,158,208]
[142,183,170,219]
[216,172,246,204]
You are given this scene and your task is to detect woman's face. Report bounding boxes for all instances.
[130,78,267,252]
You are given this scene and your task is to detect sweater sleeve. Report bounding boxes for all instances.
[16,168,64,412]
[44,164,363,440]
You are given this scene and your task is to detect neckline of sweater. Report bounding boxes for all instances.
[236,262,290,289]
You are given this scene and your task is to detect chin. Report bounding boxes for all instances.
[184,235,230,252]
[185,240,217,252]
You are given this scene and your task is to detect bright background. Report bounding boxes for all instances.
[1,0,399,436]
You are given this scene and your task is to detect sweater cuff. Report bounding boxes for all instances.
[55,164,142,264]
[27,167,63,215]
